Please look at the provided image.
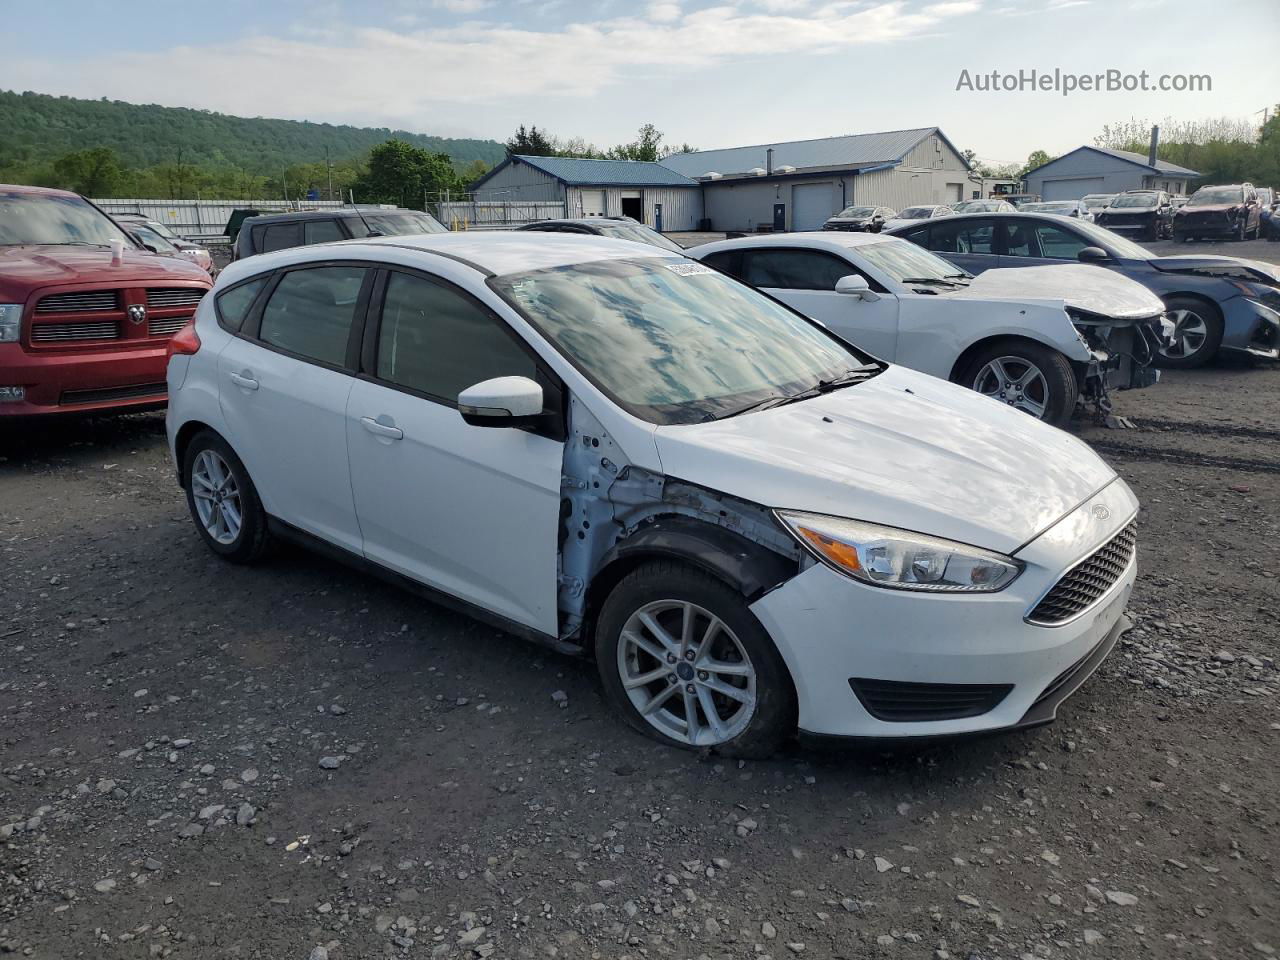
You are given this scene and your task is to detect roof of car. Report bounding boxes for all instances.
[242,208,426,226]
[518,217,643,229]
[694,231,896,255]
[0,183,79,197]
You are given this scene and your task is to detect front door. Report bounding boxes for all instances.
[217,263,370,553]
[345,268,564,634]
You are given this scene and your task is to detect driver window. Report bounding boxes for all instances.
[1031,223,1088,260]
[740,249,860,291]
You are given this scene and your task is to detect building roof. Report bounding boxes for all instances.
[659,127,968,179]
[471,155,699,191]
[1025,146,1201,179]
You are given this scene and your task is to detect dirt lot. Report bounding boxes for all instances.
[3,260,1279,960]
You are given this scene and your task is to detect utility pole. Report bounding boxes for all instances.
[325,146,334,201]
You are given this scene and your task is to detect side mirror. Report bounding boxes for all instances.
[835,274,879,301]
[458,376,543,428]
[1077,246,1110,263]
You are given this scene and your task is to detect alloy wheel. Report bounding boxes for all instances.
[972,356,1049,419]
[1161,309,1208,360]
[191,449,243,545]
[617,599,757,747]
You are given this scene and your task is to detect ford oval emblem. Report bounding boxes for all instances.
[1092,504,1111,521]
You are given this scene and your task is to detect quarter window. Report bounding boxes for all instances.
[740,249,859,291]
[303,219,346,245]
[258,266,366,366]
[376,271,537,403]
[215,276,268,332]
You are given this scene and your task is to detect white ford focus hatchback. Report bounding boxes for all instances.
[167,232,1138,756]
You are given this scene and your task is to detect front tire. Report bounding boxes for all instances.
[183,430,272,563]
[595,561,796,758]
[1156,296,1223,369]
[960,341,1078,428]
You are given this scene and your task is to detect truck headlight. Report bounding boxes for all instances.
[777,511,1022,593]
[0,304,20,342]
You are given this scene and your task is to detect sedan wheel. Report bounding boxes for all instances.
[191,450,244,545]
[1155,297,1223,369]
[182,430,272,563]
[617,599,757,747]
[1161,309,1209,361]
[972,356,1050,419]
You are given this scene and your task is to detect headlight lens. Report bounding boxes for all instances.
[777,511,1022,593]
[0,304,21,343]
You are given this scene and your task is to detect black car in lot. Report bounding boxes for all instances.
[1172,184,1263,242]
[885,212,1280,367]
[515,216,685,252]
[233,208,447,260]
[1093,190,1175,241]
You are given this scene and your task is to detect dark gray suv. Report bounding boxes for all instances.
[233,209,447,260]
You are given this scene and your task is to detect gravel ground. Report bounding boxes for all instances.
[2,245,1279,960]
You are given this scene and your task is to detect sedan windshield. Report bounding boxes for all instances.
[897,207,935,219]
[836,206,875,218]
[131,224,179,253]
[1082,196,1115,210]
[1111,194,1158,208]
[598,222,685,253]
[1021,202,1075,213]
[1071,219,1153,259]
[492,257,875,425]
[858,238,969,284]
[1189,187,1243,206]
[0,192,134,246]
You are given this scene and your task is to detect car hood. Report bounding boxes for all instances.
[955,264,1164,319]
[652,365,1116,555]
[882,217,925,230]
[1100,206,1156,214]
[826,216,873,224]
[0,244,210,297]
[1176,203,1238,215]
[1149,255,1280,285]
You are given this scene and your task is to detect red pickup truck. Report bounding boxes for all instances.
[1,184,212,417]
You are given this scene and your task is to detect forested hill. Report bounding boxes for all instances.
[0,90,505,173]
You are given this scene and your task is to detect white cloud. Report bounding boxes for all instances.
[648,1,682,21]
[433,0,493,11]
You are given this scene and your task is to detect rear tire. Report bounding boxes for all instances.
[959,341,1078,429]
[595,561,796,759]
[183,430,272,564]
[1156,296,1223,369]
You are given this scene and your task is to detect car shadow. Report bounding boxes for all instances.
[0,411,168,467]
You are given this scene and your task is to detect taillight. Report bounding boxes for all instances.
[167,319,201,359]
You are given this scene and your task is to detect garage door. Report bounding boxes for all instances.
[792,183,835,231]
[579,190,606,216]
[1042,178,1105,201]
[946,182,964,202]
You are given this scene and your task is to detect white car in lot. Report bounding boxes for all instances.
[880,204,953,232]
[166,232,1138,755]
[691,232,1169,426]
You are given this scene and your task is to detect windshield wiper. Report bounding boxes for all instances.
[900,276,967,287]
[716,365,881,420]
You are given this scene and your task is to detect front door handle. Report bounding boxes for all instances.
[360,416,403,441]
[228,371,258,391]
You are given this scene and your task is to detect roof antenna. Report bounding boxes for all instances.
[349,189,380,237]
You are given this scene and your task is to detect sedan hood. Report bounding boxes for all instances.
[1150,255,1280,286]
[956,264,1164,319]
[653,365,1116,555]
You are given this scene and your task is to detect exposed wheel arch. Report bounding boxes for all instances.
[949,334,1073,385]
[174,420,219,486]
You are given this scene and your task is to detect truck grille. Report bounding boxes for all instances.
[31,321,120,342]
[147,316,189,337]
[146,287,205,309]
[35,291,119,313]
[1028,522,1137,625]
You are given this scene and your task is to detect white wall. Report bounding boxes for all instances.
[565,186,703,230]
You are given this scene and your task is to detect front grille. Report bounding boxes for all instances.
[35,290,119,313]
[1100,214,1149,226]
[59,382,167,405]
[148,316,189,337]
[849,678,1013,722]
[1028,522,1137,625]
[146,287,205,309]
[31,321,120,342]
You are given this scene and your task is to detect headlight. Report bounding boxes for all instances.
[777,511,1022,593]
[0,304,21,343]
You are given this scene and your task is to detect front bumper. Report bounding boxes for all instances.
[1220,297,1280,360]
[1172,218,1236,238]
[750,481,1138,739]
[0,342,169,416]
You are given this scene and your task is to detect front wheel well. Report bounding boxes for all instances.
[949,334,1069,384]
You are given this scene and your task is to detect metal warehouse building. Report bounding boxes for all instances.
[659,127,973,232]
[468,155,704,231]
[1024,146,1200,200]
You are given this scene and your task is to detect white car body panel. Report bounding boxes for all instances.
[959,264,1165,320]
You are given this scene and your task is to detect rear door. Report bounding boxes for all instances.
[217,262,372,553]
[344,267,564,633]
[738,248,901,360]
[920,218,1001,275]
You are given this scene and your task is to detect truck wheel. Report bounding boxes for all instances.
[1156,297,1223,369]
[960,341,1078,429]
[183,430,272,564]
[595,561,796,759]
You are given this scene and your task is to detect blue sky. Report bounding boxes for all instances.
[4,0,1277,165]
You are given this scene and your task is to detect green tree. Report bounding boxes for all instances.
[505,124,557,157]
[352,139,466,208]
[608,123,665,162]
[51,147,122,195]
[1023,149,1053,174]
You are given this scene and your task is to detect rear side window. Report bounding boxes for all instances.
[376,271,537,404]
[259,222,302,253]
[303,219,345,245]
[215,277,268,332]
[258,266,367,367]
[927,219,996,255]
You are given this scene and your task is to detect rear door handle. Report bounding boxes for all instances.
[228,371,259,391]
[360,416,403,440]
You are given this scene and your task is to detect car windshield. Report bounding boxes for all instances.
[1082,196,1115,210]
[956,201,999,212]
[1189,187,1243,206]
[598,222,685,252]
[350,212,448,237]
[897,207,934,219]
[1072,219,1153,258]
[836,206,876,218]
[491,257,874,425]
[857,238,968,283]
[143,220,181,240]
[132,224,179,253]
[0,192,134,246]
[1022,202,1074,213]
[1112,194,1158,208]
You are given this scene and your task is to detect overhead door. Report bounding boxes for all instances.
[946,182,964,202]
[579,190,606,216]
[1042,177,1105,201]
[792,183,835,231]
